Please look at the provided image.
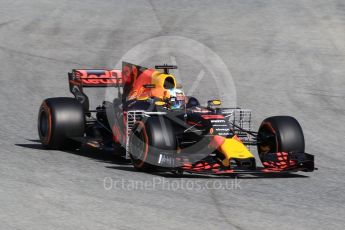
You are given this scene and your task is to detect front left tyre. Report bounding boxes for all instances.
[128,116,177,172]
[38,97,85,150]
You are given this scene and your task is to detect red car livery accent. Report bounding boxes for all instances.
[72,69,122,87]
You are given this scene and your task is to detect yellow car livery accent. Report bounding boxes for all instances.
[218,136,254,166]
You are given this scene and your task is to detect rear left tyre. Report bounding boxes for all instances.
[38,97,85,150]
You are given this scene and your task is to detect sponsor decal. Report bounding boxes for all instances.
[210,120,226,123]
[73,70,122,86]
[71,85,85,103]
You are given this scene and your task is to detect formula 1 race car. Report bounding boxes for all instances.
[37,62,315,175]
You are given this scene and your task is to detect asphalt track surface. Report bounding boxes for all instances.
[1,0,345,229]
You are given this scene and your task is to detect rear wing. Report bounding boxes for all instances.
[68,69,122,111]
[69,69,122,87]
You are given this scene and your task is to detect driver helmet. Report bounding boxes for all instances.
[168,88,185,109]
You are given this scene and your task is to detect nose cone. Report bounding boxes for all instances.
[217,136,254,166]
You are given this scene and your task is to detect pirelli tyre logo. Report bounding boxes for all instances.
[158,153,176,167]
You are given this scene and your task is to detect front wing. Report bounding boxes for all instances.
[175,151,315,175]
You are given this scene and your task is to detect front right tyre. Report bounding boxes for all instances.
[257,116,305,161]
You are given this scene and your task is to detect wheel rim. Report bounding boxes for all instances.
[131,130,146,161]
[39,110,48,138]
[258,124,278,155]
[129,122,149,168]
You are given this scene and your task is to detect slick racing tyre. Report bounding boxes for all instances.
[257,116,305,159]
[38,97,85,150]
[129,116,176,172]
